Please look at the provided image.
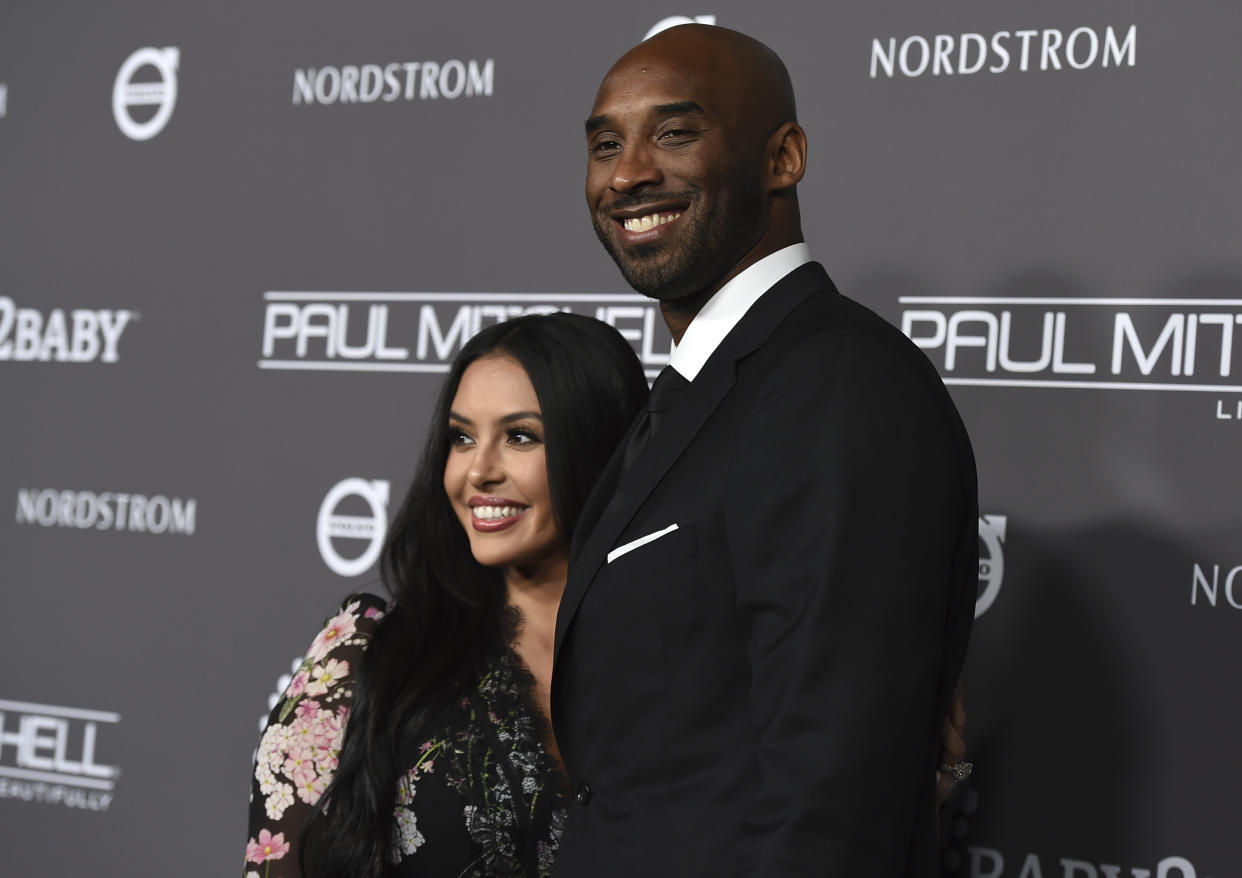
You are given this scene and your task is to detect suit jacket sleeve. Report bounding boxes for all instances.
[726,329,974,876]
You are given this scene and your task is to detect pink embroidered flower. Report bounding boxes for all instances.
[286,669,309,700]
[310,709,344,748]
[294,698,321,721]
[245,829,291,863]
[290,760,318,792]
[364,605,383,619]
[307,608,358,662]
[295,769,327,804]
[305,658,349,697]
[283,744,315,778]
[314,746,340,775]
[287,719,313,752]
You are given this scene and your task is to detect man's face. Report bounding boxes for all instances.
[585,54,765,303]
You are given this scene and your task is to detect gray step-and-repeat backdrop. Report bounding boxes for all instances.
[2,2,1238,875]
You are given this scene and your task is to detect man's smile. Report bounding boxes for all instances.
[621,211,682,232]
[608,202,690,246]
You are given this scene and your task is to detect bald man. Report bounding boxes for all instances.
[551,26,978,877]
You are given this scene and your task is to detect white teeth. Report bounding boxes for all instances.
[623,212,681,232]
[472,505,525,521]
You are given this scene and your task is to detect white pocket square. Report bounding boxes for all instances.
[607,523,679,564]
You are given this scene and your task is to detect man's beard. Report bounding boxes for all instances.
[592,183,763,303]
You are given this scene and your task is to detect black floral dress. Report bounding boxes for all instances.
[244,594,568,878]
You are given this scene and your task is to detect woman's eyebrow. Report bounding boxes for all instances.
[448,411,543,425]
[501,411,543,424]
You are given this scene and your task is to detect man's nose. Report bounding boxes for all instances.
[610,142,663,193]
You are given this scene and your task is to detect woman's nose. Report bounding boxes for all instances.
[467,444,503,488]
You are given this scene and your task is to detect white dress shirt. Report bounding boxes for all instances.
[667,242,813,381]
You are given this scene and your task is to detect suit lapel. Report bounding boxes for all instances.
[554,262,835,659]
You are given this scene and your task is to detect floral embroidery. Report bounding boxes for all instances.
[304,657,349,697]
[304,606,358,665]
[245,596,566,877]
[393,769,431,858]
[252,599,375,831]
[245,828,291,863]
[388,647,567,877]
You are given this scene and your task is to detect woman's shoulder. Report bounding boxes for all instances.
[311,591,389,653]
[273,592,388,720]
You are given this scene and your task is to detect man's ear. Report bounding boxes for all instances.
[766,122,807,191]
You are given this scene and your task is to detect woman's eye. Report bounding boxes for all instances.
[508,429,540,446]
[448,429,473,447]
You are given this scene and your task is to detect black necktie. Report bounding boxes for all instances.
[622,365,689,472]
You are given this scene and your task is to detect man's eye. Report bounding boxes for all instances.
[658,128,696,141]
[591,138,622,154]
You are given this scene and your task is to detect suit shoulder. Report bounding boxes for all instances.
[763,285,947,392]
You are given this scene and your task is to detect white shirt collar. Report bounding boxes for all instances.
[667,242,813,381]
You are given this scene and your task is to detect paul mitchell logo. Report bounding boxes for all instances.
[318,478,390,577]
[260,292,672,379]
[645,14,716,41]
[901,296,1242,395]
[293,57,493,106]
[0,698,120,811]
[871,25,1135,78]
[964,847,1210,878]
[1191,562,1242,609]
[16,488,197,535]
[113,46,179,141]
[0,296,136,364]
[976,515,1006,618]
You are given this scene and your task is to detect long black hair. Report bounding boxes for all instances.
[303,312,648,876]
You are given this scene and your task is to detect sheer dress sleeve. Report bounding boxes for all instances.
[242,593,387,878]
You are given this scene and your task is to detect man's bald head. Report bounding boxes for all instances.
[600,24,798,144]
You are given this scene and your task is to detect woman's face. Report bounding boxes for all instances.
[443,354,568,581]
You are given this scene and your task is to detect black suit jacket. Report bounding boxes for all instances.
[550,263,978,877]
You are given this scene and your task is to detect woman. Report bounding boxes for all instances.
[244,312,648,878]
[244,313,969,877]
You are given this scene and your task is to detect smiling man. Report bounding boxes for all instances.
[550,24,979,878]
